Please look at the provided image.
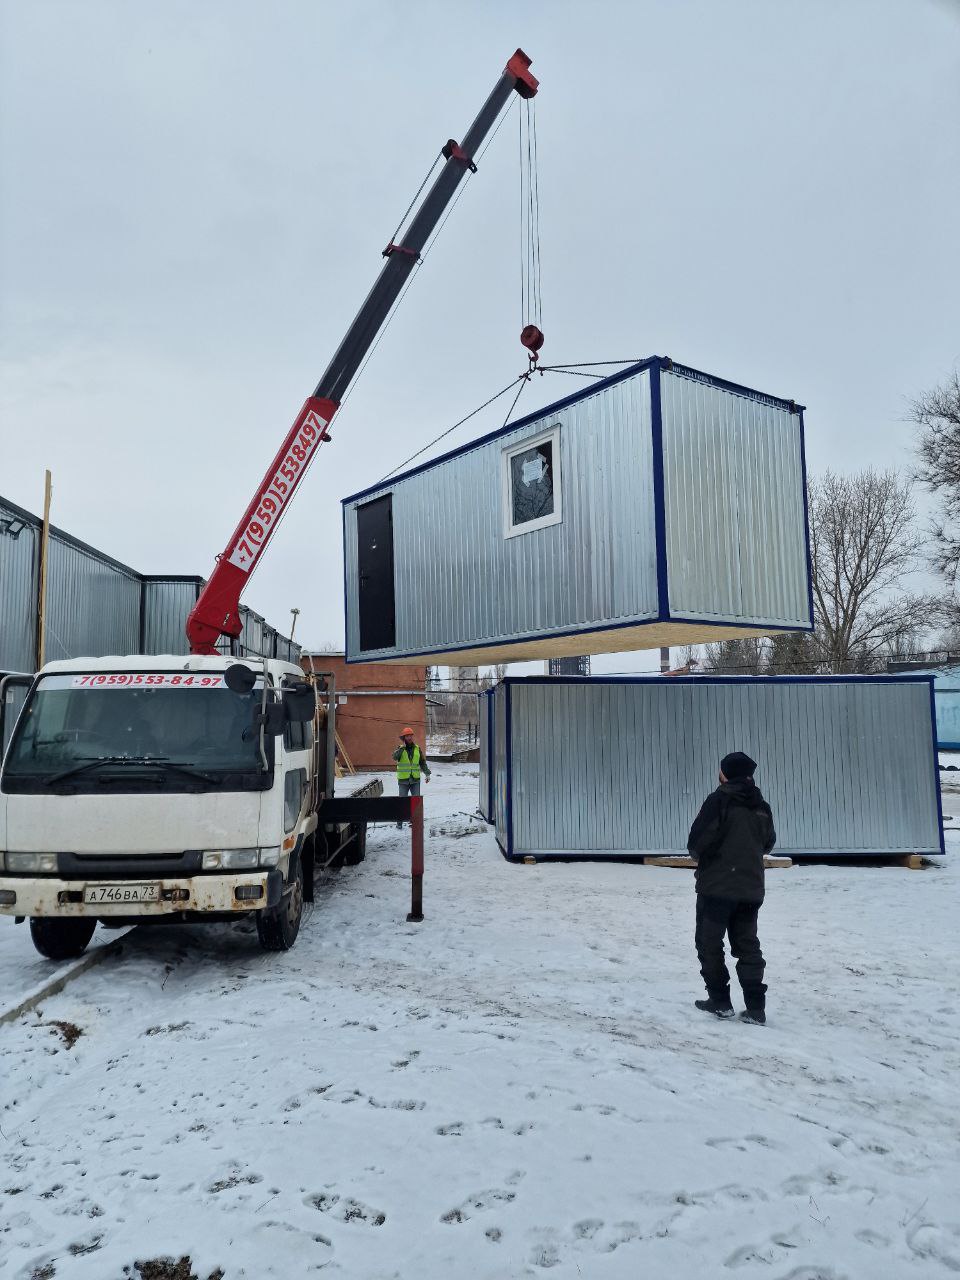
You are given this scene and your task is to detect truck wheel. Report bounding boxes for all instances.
[342,824,367,867]
[29,917,97,961]
[256,860,303,951]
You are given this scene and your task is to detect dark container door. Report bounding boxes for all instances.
[357,495,396,651]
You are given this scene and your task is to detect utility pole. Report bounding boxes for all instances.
[659,646,670,675]
[289,607,300,643]
[37,470,52,670]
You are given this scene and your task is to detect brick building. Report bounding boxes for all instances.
[301,652,427,771]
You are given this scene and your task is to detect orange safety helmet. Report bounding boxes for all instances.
[400,727,415,737]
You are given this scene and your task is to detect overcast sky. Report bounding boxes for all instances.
[2,0,959,670]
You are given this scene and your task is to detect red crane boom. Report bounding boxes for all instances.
[186,50,539,655]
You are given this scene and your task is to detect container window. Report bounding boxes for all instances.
[502,426,562,538]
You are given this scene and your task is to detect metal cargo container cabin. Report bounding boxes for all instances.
[480,675,944,861]
[342,357,814,665]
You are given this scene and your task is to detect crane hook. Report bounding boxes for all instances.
[520,324,544,365]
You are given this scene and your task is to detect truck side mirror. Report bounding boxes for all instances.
[225,663,256,694]
[282,683,316,723]
[253,700,286,737]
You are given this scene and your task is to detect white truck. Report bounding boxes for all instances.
[0,53,536,958]
[0,655,376,958]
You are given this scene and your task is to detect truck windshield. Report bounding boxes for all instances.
[3,673,268,790]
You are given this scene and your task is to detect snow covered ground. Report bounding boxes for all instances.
[2,764,959,1279]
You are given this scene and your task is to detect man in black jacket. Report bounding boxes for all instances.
[687,751,776,1025]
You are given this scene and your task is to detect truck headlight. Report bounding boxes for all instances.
[202,848,261,871]
[5,852,58,874]
[259,847,280,868]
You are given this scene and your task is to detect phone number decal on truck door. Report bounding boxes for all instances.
[70,674,227,688]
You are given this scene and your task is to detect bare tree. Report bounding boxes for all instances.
[913,369,960,591]
[766,630,820,675]
[700,637,765,675]
[808,468,934,672]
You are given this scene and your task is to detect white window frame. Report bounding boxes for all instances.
[501,424,563,539]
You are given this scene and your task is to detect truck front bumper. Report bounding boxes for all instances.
[0,871,283,918]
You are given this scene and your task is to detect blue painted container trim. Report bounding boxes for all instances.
[341,356,805,506]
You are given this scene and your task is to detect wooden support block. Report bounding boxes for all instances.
[896,854,924,870]
[522,856,537,865]
[641,855,793,869]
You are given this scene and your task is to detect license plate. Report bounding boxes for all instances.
[83,883,160,905]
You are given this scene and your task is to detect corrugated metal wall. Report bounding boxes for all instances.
[888,665,960,750]
[0,500,40,672]
[141,578,202,654]
[43,537,141,662]
[0,495,299,669]
[660,370,810,626]
[504,677,941,858]
[345,369,658,659]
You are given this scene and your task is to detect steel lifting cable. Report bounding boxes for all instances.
[377,354,644,482]
[519,97,544,366]
[377,374,526,482]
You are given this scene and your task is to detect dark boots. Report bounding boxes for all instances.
[695,996,735,1019]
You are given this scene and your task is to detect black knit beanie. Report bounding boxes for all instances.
[721,751,757,781]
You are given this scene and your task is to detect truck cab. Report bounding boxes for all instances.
[0,654,350,957]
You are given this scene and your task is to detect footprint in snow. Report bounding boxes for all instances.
[367,1096,425,1111]
[208,1171,263,1193]
[306,1192,386,1226]
[855,1228,890,1248]
[531,1242,562,1268]
[707,1133,780,1152]
[601,1221,643,1253]
[441,1189,516,1224]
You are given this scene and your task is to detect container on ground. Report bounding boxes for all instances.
[481,674,944,861]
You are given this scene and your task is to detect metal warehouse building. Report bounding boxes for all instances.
[0,493,300,674]
[479,676,943,861]
[343,357,813,665]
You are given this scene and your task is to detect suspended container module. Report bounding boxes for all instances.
[342,357,814,665]
[480,675,944,861]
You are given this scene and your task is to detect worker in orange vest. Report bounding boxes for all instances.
[393,726,430,828]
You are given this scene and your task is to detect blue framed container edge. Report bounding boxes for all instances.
[341,355,806,508]
[497,672,943,862]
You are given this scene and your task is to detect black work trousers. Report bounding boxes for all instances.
[695,895,767,1010]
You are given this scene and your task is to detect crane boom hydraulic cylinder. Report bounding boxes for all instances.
[186,50,538,655]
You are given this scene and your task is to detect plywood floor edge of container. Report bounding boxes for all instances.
[348,623,798,667]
